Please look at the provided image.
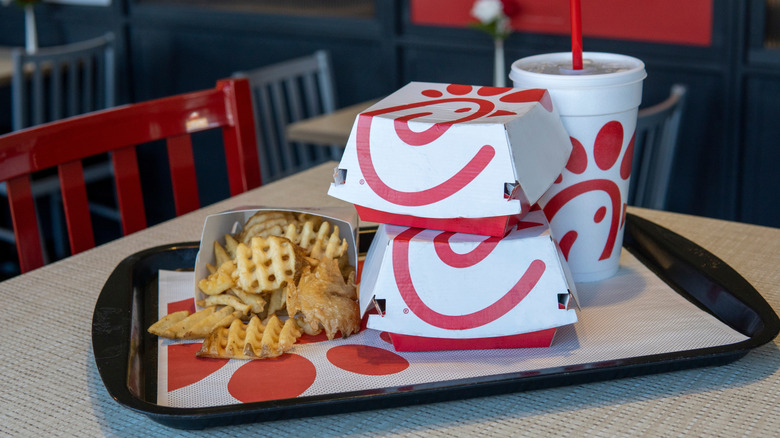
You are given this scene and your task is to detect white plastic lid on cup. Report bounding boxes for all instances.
[509,52,646,116]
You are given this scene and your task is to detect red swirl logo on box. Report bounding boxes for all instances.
[356,85,553,206]
[391,225,546,330]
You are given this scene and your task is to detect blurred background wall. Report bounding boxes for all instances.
[1,0,779,227]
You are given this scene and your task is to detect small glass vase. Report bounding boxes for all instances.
[25,4,38,54]
[493,38,505,87]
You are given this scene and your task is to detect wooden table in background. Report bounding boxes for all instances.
[0,47,15,87]
[285,98,380,146]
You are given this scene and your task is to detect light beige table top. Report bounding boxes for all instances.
[286,99,380,146]
[0,162,778,436]
[0,46,15,87]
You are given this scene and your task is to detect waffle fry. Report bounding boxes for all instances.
[249,315,297,358]
[213,240,231,267]
[231,288,267,315]
[263,287,287,318]
[150,210,356,360]
[310,223,349,261]
[286,258,360,340]
[198,260,236,295]
[224,234,240,259]
[283,219,314,249]
[237,211,297,244]
[284,220,349,261]
[234,236,307,294]
[294,213,324,230]
[197,295,251,316]
[197,319,244,359]
[277,317,304,352]
[147,310,189,337]
[196,315,302,359]
[152,305,241,340]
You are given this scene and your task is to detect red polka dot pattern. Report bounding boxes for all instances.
[167,298,195,315]
[621,131,635,180]
[228,355,316,403]
[594,121,624,171]
[167,343,228,392]
[594,206,607,223]
[559,230,578,260]
[296,331,332,344]
[446,84,472,95]
[477,86,511,96]
[566,137,588,175]
[488,109,517,118]
[379,331,393,344]
[327,345,409,376]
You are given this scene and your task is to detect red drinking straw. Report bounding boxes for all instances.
[570,0,583,70]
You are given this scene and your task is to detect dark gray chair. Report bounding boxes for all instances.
[1,33,117,261]
[629,84,687,210]
[11,33,116,130]
[233,50,341,184]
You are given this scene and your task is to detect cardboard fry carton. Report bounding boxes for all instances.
[193,206,359,305]
[327,82,572,236]
[359,211,578,352]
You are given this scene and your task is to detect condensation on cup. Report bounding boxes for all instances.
[509,52,646,282]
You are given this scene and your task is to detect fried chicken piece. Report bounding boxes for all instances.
[286,258,360,340]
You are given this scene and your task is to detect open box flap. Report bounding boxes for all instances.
[507,104,573,204]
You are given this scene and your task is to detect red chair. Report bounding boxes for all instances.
[0,78,262,273]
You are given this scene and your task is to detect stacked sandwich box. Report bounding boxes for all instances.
[328,82,579,351]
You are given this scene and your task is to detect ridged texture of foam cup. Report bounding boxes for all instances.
[510,52,646,117]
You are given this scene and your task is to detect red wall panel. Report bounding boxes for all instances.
[410,0,712,47]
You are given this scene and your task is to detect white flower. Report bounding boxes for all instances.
[471,0,505,24]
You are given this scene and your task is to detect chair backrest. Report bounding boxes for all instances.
[11,33,116,130]
[629,84,687,210]
[0,78,262,273]
[233,50,340,184]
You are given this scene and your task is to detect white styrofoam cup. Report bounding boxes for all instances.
[510,52,646,282]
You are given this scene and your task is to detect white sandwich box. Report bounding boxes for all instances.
[359,211,579,351]
[327,81,572,236]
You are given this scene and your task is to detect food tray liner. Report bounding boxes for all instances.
[92,214,780,429]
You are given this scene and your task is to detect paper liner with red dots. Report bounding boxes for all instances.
[156,258,748,409]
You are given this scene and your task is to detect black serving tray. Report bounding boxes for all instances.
[92,214,779,429]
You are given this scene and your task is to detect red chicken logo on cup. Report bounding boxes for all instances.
[541,121,633,263]
[356,84,553,207]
